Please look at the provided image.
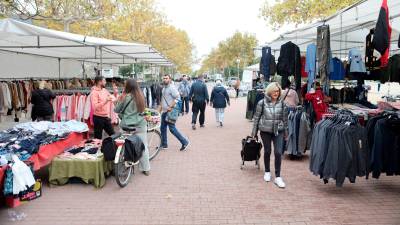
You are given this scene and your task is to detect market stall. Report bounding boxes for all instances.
[0,18,172,206]
[251,0,400,186]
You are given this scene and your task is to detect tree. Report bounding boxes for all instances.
[0,0,195,74]
[260,0,359,30]
[119,64,133,77]
[200,32,258,77]
[0,0,114,32]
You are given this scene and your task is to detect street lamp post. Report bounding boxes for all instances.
[236,58,240,80]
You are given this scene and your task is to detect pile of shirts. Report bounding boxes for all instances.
[0,121,88,161]
[3,155,35,196]
[309,114,368,187]
[58,139,102,160]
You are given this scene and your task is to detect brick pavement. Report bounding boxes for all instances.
[1,97,400,225]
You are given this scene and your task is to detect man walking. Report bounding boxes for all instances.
[178,75,191,115]
[160,74,190,151]
[189,74,209,130]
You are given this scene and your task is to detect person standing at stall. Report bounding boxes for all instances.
[91,76,117,139]
[178,75,191,115]
[31,81,56,121]
[305,81,329,122]
[281,81,299,110]
[160,74,190,151]
[189,74,209,130]
[210,80,230,127]
[115,79,150,176]
[251,82,288,188]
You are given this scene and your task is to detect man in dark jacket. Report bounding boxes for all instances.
[210,80,230,127]
[189,74,209,130]
[31,81,56,121]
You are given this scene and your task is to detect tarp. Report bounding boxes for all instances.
[0,18,173,74]
[262,0,400,58]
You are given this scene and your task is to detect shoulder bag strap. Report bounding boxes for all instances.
[120,98,133,115]
[282,89,290,101]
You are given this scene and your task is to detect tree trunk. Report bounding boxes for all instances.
[64,21,70,32]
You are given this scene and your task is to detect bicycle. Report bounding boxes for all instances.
[114,109,161,187]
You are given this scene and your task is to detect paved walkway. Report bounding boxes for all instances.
[1,98,400,225]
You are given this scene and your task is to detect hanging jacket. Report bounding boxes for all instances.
[387,54,400,82]
[259,47,276,80]
[365,29,378,70]
[210,85,230,108]
[305,88,328,122]
[277,41,301,89]
[372,0,391,68]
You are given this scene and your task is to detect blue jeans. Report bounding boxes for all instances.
[181,96,190,113]
[161,112,188,147]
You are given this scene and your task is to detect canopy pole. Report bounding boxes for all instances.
[100,46,103,76]
[58,58,61,79]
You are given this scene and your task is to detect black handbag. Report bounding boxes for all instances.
[101,136,118,161]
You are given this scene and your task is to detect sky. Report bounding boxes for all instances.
[157,0,280,69]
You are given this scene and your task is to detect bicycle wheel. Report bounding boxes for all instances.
[114,146,133,187]
[147,130,161,161]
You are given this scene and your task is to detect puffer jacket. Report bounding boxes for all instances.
[252,95,288,137]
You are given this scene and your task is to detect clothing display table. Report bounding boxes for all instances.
[0,132,86,192]
[49,155,113,188]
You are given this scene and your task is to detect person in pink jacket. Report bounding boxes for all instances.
[91,76,117,139]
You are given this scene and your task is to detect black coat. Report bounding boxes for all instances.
[31,89,56,119]
[277,41,301,89]
[259,46,276,80]
[210,86,229,108]
[372,0,390,55]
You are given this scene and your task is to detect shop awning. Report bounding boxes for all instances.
[0,18,173,66]
[261,0,400,58]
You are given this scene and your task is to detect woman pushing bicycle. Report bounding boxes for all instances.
[114,79,151,176]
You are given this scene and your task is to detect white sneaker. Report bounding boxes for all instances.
[263,172,271,182]
[274,177,286,188]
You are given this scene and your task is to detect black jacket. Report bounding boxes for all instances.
[277,41,301,88]
[31,88,56,119]
[259,46,276,80]
[372,0,391,67]
[189,80,209,104]
[210,85,229,108]
[372,1,390,55]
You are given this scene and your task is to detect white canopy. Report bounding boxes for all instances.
[262,0,400,58]
[0,18,173,68]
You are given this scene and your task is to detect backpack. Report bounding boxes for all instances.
[123,135,145,162]
[101,136,118,161]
